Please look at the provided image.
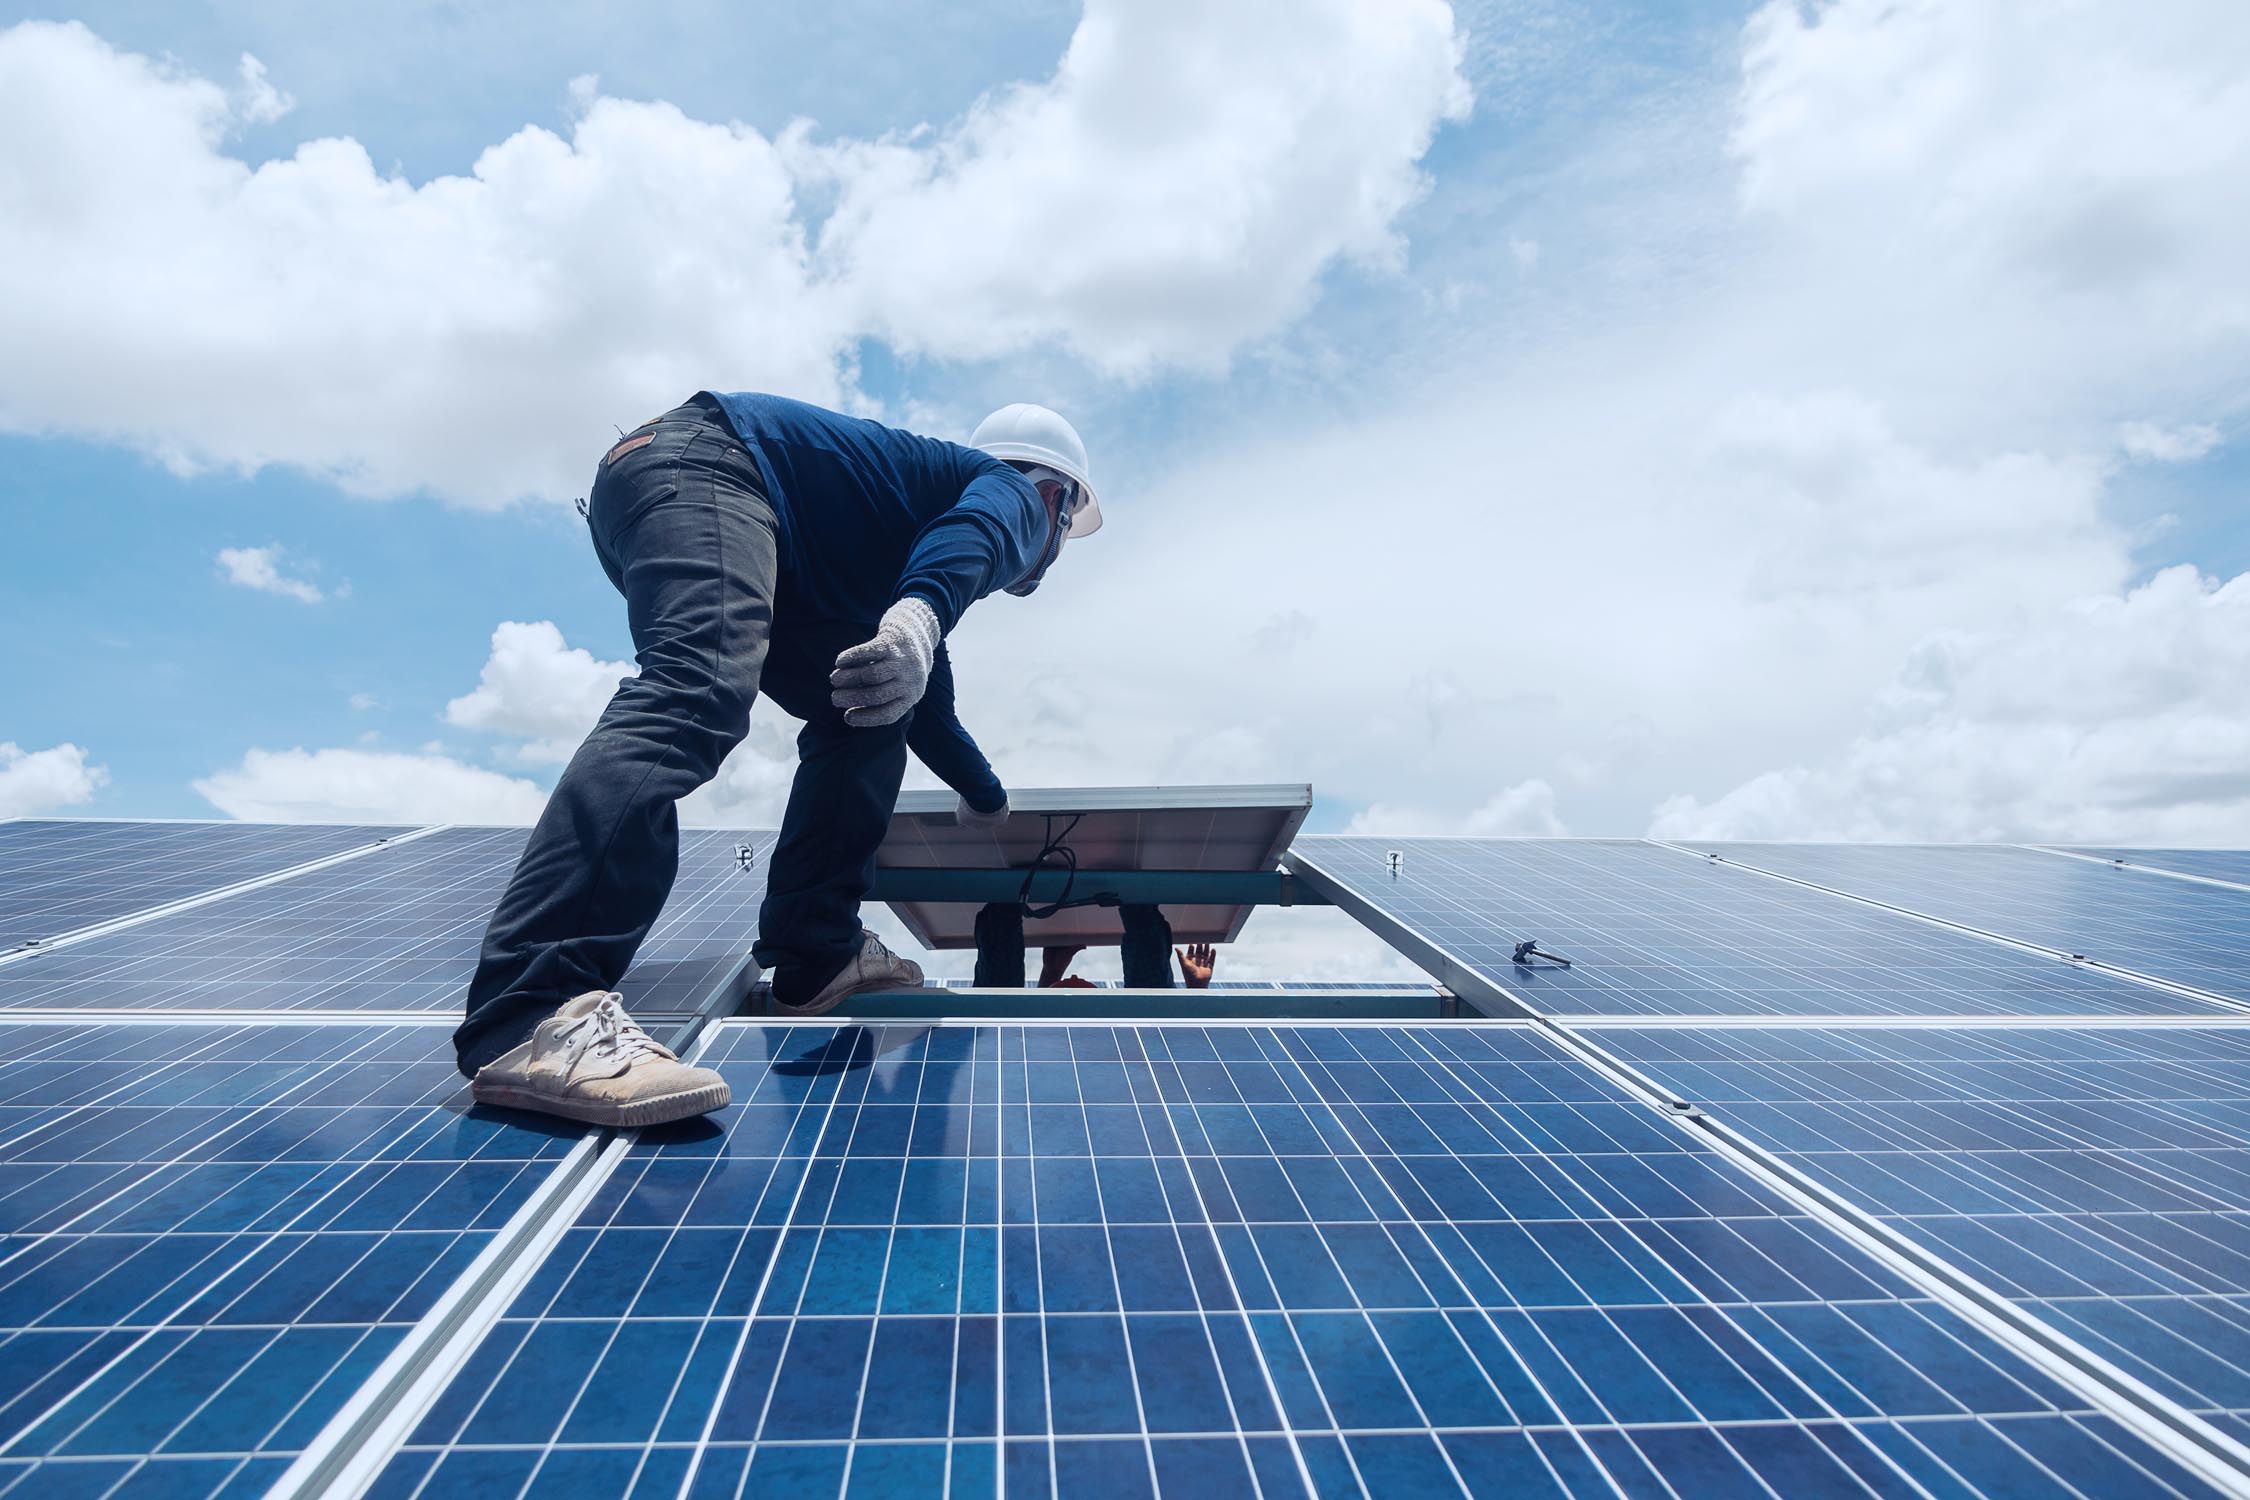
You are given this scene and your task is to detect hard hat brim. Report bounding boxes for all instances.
[1066,493,1102,538]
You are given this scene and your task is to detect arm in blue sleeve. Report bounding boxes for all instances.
[892,470,1048,632]
[907,645,1006,813]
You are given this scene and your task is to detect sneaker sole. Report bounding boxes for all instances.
[775,971,925,1017]
[470,1079,731,1128]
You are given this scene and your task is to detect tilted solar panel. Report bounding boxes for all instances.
[0,819,403,952]
[2054,849,2250,891]
[0,827,773,1018]
[368,1022,2230,1499]
[1288,838,2225,1019]
[0,1018,579,1500]
[1686,843,2250,1006]
[1594,1022,2250,1450]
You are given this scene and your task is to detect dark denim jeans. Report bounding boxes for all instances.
[454,398,913,1074]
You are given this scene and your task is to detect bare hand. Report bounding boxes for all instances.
[1177,942,1215,989]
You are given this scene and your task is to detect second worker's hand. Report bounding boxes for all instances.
[1177,942,1215,989]
[831,598,941,727]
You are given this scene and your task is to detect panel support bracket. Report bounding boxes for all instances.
[867,867,1331,907]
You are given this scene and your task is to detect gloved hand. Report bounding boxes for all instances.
[831,598,941,727]
[957,794,1010,829]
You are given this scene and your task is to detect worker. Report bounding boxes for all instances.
[452,394,1100,1126]
[973,902,1215,989]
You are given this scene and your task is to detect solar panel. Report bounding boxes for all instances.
[0,819,403,952]
[1289,838,2224,1019]
[1592,1021,2250,1449]
[368,1021,2229,1499]
[0,827,772,1018]
[879,785,1311,951]
[2054,848,2250,891]
[1686,843,2250,1006]
[0,1017,578,1500]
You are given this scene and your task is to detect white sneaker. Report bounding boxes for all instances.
[471,991,729,1126]
[778,930,924,1015]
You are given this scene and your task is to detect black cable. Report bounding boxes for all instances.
[1018,813,1079,918]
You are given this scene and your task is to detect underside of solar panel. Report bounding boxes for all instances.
[4,807,2250,1500]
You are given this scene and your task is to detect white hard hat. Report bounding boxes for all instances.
[969,403,1102,538]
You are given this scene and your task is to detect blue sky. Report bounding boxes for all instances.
[3,0,2248,858]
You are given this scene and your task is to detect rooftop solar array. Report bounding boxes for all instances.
[0,819,401,952]
[369,1021,2230,1500]
[1288,837,2228,1019]
[1685,842,2250,1006]
[1597,1024,2250,1449]
[8,816,2250,1497]
[0,826,772,1017]
[2054,848,2250,891]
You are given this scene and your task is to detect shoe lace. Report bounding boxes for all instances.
[559,994,666,1069]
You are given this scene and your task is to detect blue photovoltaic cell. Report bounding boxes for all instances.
[369,1021,2224,1500]
[0,819,402,951]
[1595,1022,2250,1449]
[2055,848,2250,891]
[0,1018,579,1500]
[1289,838,2221,1019]
[1690,842,2250,1006]
[0,826,773,1015]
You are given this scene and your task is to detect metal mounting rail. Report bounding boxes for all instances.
[866,867,1330,907]
[1648,838,2250,1016]
[0,824,447,969]
[0,1007,457,1027]
[2028,842,2250,894]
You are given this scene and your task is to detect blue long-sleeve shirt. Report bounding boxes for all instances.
[909,645,1006,814]
[704,391,1049,632]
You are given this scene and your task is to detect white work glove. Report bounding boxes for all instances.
[957,794,1010,829]
[830,597,941,727]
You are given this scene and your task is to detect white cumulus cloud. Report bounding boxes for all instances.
[231,53,292,126]
[0,8,1470,505]
[193,747,548,824]
[443,621,631,762]
[1651,565,2250,843]
[0,742,108,817]
[216,544,326,603]
[1727,0,2250,442]
[2118,420,2224,465]
[805,0,1469,373]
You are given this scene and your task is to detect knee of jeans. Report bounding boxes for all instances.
[705,669,758,739]
[632,663,756,745]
